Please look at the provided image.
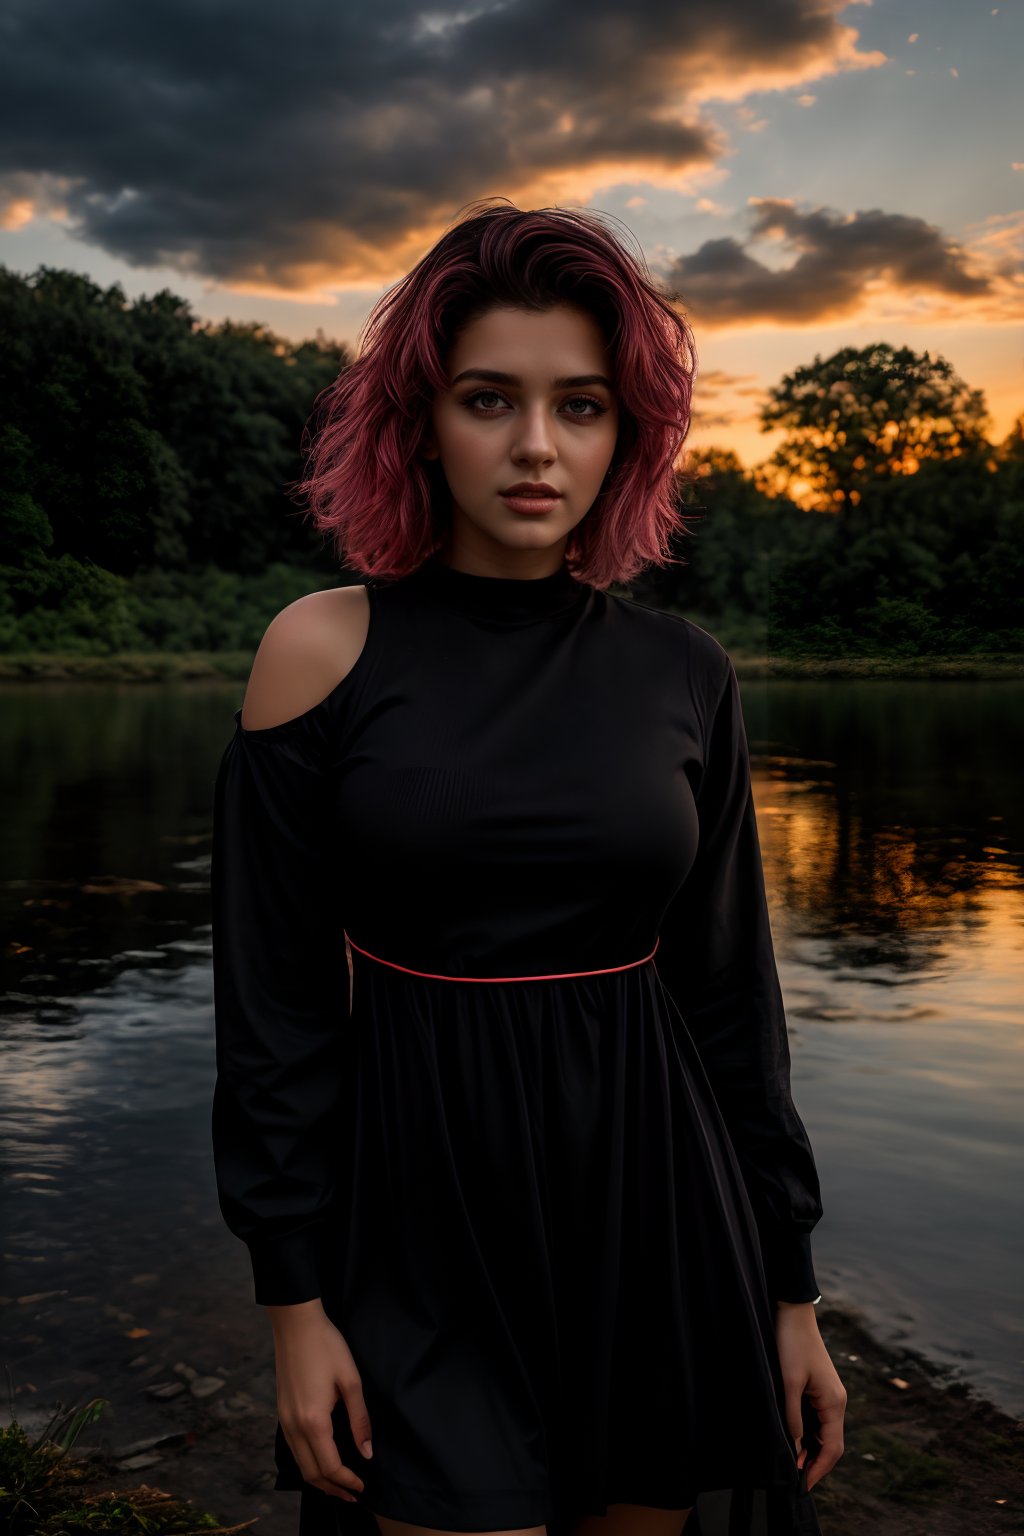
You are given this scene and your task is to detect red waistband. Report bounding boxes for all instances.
[343,931,659,983]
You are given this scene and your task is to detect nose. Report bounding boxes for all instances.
[513,403,557,465]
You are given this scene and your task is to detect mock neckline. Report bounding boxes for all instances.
[410,553,587,624]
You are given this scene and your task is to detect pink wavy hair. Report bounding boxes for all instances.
[290,197,697,590]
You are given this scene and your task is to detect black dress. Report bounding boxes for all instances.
[210,554,825,1536]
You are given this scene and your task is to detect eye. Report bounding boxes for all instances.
[562,395,607,418]
[465,389,508,412]
[462,390,608,420]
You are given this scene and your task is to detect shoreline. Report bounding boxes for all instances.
[807,1302,1022,1533]
[1,650,1023,683]
[3,1299,1021,1535]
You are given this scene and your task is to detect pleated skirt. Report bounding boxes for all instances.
[272,948,821,1536]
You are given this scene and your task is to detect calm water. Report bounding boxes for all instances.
[2,676,1022,1419]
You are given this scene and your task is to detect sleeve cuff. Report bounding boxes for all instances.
[759,1228,821,1304]
[247,1225,328,1306]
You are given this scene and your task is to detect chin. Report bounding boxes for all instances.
[464,512,567,544]
[499,523,573,551]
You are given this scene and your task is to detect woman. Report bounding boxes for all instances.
[211,198,847,1536]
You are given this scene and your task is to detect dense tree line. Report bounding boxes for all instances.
[1,265,1020,656]
[625,343,1021,655]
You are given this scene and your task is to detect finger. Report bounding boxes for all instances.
[342,1383,374,1460]
[310,1422,367,1495]
[783,1381,805,1459]
[804,1405,845,1492]
[288,1430,354,1501]
[289,1420,366,1501]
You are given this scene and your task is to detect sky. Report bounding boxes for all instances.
[1,0,1021,468]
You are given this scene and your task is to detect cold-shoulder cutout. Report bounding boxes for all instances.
[238,583,372,734]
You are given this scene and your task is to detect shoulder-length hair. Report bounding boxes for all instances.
[291,197,697,590]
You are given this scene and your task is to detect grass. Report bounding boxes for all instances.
[0,649,1021,684]
[851,1428,957,1505]
[0,1396,251,1536]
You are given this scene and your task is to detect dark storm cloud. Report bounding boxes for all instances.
[663,200,992,325]
[0,0,878,287]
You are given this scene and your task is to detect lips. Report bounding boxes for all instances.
[501,484,562,498]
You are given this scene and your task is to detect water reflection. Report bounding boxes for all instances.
[1,677,1022,1415]
[744,677,1024,1411]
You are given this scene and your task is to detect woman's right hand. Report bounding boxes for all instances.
[267,1299,374,1502]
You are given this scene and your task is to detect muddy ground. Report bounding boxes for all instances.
[5,1295,1023,1536]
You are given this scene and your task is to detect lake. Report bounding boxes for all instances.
[2,674,1021,1442]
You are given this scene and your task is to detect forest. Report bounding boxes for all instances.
[1,263,1021,660]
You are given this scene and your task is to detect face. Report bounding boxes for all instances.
[421,303,619,575]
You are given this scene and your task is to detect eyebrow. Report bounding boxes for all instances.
[450,368,614,390]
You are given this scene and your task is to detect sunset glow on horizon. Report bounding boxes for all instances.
[1,0,1020,468]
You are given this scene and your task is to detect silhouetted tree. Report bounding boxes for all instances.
[760,343,990,516]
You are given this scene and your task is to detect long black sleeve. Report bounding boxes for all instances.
[210,707,349,1306]
[656,649,824,1303]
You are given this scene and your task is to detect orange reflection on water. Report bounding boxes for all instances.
[752,762,1023,960]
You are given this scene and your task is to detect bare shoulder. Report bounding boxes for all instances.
[240,583,371,730]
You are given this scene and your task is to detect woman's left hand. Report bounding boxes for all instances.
[775,1301,847,1492]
